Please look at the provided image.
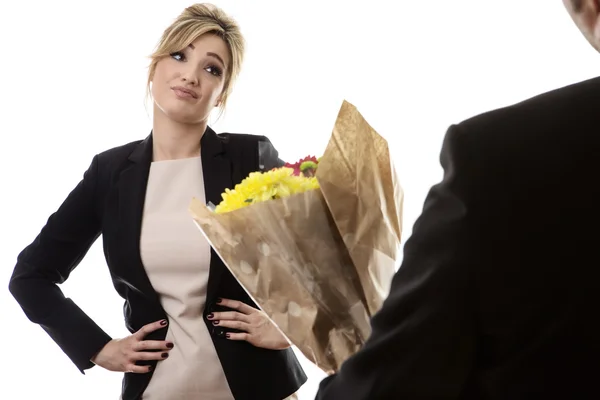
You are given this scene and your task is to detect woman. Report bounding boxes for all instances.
[8,3,306,400]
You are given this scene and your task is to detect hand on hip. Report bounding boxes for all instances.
[207,298,291,350]
[91,319,174,373]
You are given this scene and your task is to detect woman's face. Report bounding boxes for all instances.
[151,33,230,125]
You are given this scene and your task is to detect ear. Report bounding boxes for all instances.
[564,0,600,51]
[591,2,600,43]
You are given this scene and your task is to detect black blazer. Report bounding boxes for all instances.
[9,127,307,400]
[316,77,600,399]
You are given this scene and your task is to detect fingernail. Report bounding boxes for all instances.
[207,313,214,319]
[160,319,168,326]
[216,298,223,304]
[161,353,169,358]
[148,366,153,371]
[212,320,220,325]
[225,333,230,339]
[166,343,174,349]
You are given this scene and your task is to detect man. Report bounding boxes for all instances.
[315,1,600,399]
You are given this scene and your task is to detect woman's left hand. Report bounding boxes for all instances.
[207,298,291,350]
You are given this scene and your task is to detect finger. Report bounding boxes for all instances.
[125,364,153,374]
[218,298,257,315]
[214,319,250,331]
[133,340,174,352]
[132,350,170,361]
[225,332,249,341]
[209,311,250,323]
[134,319,168,340]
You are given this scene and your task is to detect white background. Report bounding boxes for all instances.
[1,1,599,399]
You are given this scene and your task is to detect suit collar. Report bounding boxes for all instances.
[127,126,224,164]
[118,125,232,304]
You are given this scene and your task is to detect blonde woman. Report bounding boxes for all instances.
[9,4,306,400]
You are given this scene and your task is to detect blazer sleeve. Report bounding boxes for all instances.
[8,155,112,374]
[257,136,285,170]
[316,125,479,399]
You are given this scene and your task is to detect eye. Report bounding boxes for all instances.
[205,65,223,77]
[170,51,186,62]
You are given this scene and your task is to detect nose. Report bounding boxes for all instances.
[181,68,199,86]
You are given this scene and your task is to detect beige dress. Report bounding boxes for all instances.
[140,156,234,400]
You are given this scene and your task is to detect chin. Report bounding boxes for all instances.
[166,111,207,125]
[156,103,208,125]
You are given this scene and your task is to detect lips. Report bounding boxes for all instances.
[171,86,198,99]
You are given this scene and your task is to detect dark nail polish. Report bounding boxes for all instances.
[148,366,153,371]
[207,313,214,319]
[212,320,220,325]
[216,298,223,304]
[161,353,169,358]
[225,333,230,339]
[166,343,174,349]
[160,319,168,326]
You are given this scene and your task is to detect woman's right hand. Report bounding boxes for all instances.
[91,319,173,373]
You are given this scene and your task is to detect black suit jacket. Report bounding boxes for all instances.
[9,127,306,400]
[316,77,600,399]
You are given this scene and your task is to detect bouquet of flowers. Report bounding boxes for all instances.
[213,156,321,214]
[189,100,403,372]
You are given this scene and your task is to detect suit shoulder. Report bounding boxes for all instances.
[458,76,600,136]
[90,139,146,179]
[92,139,142,166]
[443,77,600,196]
[96,139,144,160]
[448,76,600,162]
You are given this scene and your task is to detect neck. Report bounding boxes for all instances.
[152,106,207,161]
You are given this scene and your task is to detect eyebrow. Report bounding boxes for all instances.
[187,44,226,67]
[207,52,226,67]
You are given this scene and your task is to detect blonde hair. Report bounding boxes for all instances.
[147,3,245,112]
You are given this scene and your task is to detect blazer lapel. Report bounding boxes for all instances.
[201,127,233,302]
[115,128,234,307]
[116,134,160,303]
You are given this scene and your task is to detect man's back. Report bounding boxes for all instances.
[316,77,600,399]
[456,76,600,398]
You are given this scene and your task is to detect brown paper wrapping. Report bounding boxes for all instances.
[189,100,403,372]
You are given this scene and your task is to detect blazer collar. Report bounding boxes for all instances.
[120,125,232,304]
[127,125,224,164]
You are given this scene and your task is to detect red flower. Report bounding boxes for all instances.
[284,156,319,176]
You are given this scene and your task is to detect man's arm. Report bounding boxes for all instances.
[257,137,285,170]
[316,124,479,399]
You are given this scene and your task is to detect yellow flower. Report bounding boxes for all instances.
[214,167,320,214]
